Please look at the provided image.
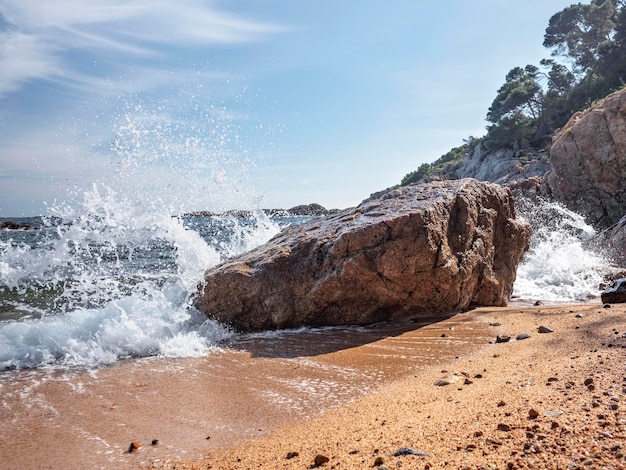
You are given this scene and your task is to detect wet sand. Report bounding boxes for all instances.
[0,312,490,469]
[166,302,626,470]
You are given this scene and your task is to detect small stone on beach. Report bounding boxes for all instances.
[538,325,553,333]
[313,454,330,466]
[126,442,140,453]
[391,447,428,457]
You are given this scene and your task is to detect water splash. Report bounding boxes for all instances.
[0,97,283,370]
[513,198,610,303]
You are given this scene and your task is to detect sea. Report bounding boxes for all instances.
[0,191,614,372]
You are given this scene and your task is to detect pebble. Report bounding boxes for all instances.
[528,408,540,419]
[127,442,140,453]
[374,456,385,466]
[538,325,554,333]
[391,447,428,457]
[603,303,611,308]
[495,335,511,343]
[151,439,159,446]
[575,313,584,318]
[497,423,512,432]
[516,333,531,341]
[286,451,299,459]
[545,409,564,418]
[434,374,462,386]
[313,454,329,466]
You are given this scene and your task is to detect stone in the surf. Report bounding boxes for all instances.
[195,179,531,331]
[601,278,626,304]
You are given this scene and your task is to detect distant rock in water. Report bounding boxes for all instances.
[183,203,333,218]
[0,221,33,230]
[542,88,626,229]
[194,179,532,332]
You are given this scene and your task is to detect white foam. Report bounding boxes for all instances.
[513,199,609,303]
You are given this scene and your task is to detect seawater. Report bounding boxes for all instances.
[0,194,613,371]
[0,189,306,370]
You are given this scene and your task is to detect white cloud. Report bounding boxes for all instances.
[0,0,286,96]
[0,31,64,96]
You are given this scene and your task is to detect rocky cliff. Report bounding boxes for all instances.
[542,89,626,229]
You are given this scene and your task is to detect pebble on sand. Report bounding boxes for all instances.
[126,442,140,453]
[313,454,330,466]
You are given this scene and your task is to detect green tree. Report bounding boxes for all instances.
[543,0,617,73]
[401,163,432,186]
[487,65,544,124]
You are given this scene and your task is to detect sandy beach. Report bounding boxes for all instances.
[165,302,626,470]
[1,301,625,470]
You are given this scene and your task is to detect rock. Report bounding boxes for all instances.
[391,447,428,457]
[497,423,512,432]
[0,221,33,230]
[126,442,140,453]
[373,456,385,466]
[434,373,463,386]
[593,215,626,265]
[528,408,540,419]
[151,439,159,446]
[454,144,550,184]
[286,451,299,459]
[495,335,511,343]
[516,333,531,340]
[195,179,531,331]
[542,88,626,229]
[538,325,553,334]
[601,278,626,304]
[313,454,330,466]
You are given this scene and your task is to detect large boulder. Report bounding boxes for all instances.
[542,88,626,229]
[194,179,532,332]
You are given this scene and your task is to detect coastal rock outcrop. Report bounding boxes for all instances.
[194,179,532,331]
[454,144,550,185]
[542,89,626,229]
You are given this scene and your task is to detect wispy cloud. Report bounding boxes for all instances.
[0,0,286,97]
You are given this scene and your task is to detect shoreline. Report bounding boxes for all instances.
[1,302,624,469]
[161,302,626,469]
[0,309,491,469]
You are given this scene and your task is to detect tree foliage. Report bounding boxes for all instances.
[400,0,626,186]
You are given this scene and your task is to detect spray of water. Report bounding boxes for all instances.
[513,198,610,303]
[0,98,282,370]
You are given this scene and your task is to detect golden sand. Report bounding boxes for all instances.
[1,302,625,470]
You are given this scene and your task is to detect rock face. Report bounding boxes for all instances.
[195,179,532,332]
[542,89,626,229]
[601,278,626,304]
[454,144,550,185]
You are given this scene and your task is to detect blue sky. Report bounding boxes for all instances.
[0,0,576,216]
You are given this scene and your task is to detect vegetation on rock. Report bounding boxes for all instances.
[401,0,626,186]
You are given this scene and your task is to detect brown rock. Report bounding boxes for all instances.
[195,179,531,331]
[313,454,330,466]
[126,441,140,453]
[542,88,626,228]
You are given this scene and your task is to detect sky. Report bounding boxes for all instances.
[0,0,578,217]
